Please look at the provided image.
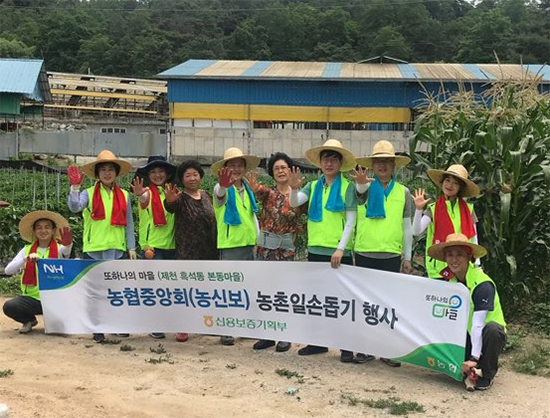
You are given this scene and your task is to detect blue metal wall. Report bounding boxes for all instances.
[167,79,494,108]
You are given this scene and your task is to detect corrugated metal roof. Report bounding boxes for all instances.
[0,59,46,97]
[158,59,550,83]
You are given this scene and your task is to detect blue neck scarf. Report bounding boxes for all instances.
[224,182,258,226]
[309,174,345,223]
[366,176,395,218]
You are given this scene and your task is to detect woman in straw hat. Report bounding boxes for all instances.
[412,164,480,279]
[288,139,358,356]
[131,155,177,341]
[67,150,136,343]
[351,139,414,367]
[211,147,260,346]
[3,210,72,334]
[428,233,506,391]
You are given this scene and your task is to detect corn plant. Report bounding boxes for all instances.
[409,80,550,316]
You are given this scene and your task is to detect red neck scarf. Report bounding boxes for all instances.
[433,195,475,244]
[149,185,167,226]
[91,182,127,226]
[22,240,59,286]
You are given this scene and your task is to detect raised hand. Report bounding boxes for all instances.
[218,167,236,189]
[27,253,39,262]
[58,226,73,246]
[68,165,84,187]
[244,170,261,193]
[130,177,148,197]
[351,166,375,185]
[164,183,181,203]
[413,188,431,210]
[288,166,304,190]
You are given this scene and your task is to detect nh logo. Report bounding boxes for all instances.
[43,263,64,274]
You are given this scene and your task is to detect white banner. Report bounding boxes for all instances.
[38,259,470,380]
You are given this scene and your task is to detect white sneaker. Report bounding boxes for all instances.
[19,320,38,334]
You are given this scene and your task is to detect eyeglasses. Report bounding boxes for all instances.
[273,165,289,172]
[320,157,340,165]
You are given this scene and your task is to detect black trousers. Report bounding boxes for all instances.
[355,254,401,273]
[307,252,354,266]
[465,321,507,380]
[3,296,42,324]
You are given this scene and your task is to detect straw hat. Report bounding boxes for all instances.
[305,139,357,172]
[356,140,411,168]
[0,200,10,208]
[428,233,487,262]
[19,210,69,243]
[211,147,260,176]
[82,150,132,179]
[136,155,176,182]
[426,164,480,198]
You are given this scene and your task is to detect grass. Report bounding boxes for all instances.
[0,276,20,296]
[275,368,303,379]
[341,394,425,415]
[145,354,174,365]
[512,343,550,376]
[120,344,135,352]
[150,344,166,354]
[0,369,14,378]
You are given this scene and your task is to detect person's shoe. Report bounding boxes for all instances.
[353,353,376,364]
[380,357,401,367]
[19,320,38,334]
[253,339,275,350]
[149,333,166,339]
[298,345,328,356]
[92,333,106,343]
[175,333,189,342]
[220,336,235,346]
[275,341,291,352]
[116,333,130,337]
[340,350,354,363]
[475,376,493,391]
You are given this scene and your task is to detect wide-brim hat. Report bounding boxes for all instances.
[305,139,357,172]
[211,147,260,176]
[137,155,176,182]
[82,150,132,178]
[426,164,480,198]
[0,200,10,208]
[356,140,411,168]
[19,210,69,243]
[428,233,487,262]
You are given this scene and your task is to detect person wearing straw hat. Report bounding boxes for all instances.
[428,233,506,391]
[351,139,414,367]
[412,164,480,279]
[211,147,261,346]
[3,210,72,334]
[288,139,358,357]
[131,155,177,340]
[67,150,136,343]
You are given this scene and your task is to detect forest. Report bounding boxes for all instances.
[0,0,549,77]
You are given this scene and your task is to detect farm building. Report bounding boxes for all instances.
[158,59,550,162]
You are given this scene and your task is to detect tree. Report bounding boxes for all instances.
[370,26,412,61]
[0,38,34,58]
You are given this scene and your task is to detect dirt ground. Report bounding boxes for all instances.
[0,297,549,418]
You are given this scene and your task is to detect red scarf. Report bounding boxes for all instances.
[149,185,167,226]
[433,195,475,245]
[91,182,127,226]
[22,240,59,286]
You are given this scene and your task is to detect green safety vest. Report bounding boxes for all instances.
[83,184,128,252]
[450,264,506,333]
[138,186,175,250]
[307,175,353,250]
[355,182,405,254]
[214,186,257,249]
[425,200,474,279]
[22,242,62,300]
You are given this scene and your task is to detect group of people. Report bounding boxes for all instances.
[1,138,506,391]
